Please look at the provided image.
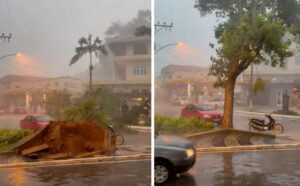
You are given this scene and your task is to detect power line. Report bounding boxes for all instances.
[155,22,173,32]
[0,33,12,43]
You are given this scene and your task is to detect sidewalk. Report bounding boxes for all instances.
[234,106,300,119]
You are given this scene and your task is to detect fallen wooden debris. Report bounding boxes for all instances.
[21,144,49,156]
[75,151,101,158]
[45,152,73,160]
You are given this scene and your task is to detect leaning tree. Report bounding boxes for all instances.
[194,0,300,128]
[70,34,107,90]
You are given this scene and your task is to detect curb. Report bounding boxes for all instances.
[234,110,300,119]
[127,126,151,132]
[196,143,300,153]
[186,128,275,139]
[0,154,151,169]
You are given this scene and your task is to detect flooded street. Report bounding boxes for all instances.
[0,160,150,186]
[163,149,300,186]
[0,115,25,129]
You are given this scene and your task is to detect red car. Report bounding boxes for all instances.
[20,114,53,130]
[181,104,222,124]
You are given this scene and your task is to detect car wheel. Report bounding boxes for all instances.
[155,160,172,184]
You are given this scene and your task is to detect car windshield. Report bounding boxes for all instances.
[198,105,214,111]
[37,116,52,122]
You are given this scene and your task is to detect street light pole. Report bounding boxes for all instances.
[0,53,20,61]
[155,42,183,54]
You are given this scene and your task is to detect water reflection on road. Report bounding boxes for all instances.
[163,149,300,186]
[0,160,151,186]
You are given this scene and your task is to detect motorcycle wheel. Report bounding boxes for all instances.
[115,134,125,145]
[273,124,284,134]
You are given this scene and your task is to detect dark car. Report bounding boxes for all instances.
[181,104,222,124]
[20,114,53,130]
[12,108,27,115]
[155,135,196,184]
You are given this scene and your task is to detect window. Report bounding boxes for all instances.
[64,82,69,87]
[55,82,59,87]
[133,43,148,55]
[111,43,126,56]
[132,89,140,93]
[142,89,149,93]
[187,104,196,111]
[133,66,147,75]
[296,53,300,65]
[15,85,21,89]
[26,116,34,122]
[276,90,284,106]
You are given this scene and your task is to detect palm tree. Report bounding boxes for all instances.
[70,34,107,90]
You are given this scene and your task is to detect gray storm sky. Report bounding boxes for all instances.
[0,0,150,78]
[155,0,218,76]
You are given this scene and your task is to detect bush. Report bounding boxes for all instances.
[64,89,111,127]
[0,129,32,148]
[45,91,72,120]
[155,115,214,134]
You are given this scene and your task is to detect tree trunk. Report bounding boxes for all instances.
[89,52,92,90]
[222,77,236,128]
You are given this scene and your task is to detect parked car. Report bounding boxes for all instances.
[202,101,224,108]
[12,108,27,115]
[155,135,196,184]
[20,114,53,130]
[171,97,188,106]
[0,108,7,115]
[181,104,222,124]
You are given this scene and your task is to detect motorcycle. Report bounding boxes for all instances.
[106,125,125,145]
[248,114,284,134]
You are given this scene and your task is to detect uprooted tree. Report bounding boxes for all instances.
[194,0,300,128]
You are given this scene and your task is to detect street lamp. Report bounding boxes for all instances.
[155,42,183,54]
[0,53,21,61]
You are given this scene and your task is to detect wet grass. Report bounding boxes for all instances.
[0,129,32,153]
[0,144,15,153]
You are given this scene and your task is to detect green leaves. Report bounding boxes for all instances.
[155,115,214,134]
[0,129,32,148]
[209,11,293,87]
[64,89,111,127]
[253,77,265,95]
[45,91,72,120]
[70,35,107,66]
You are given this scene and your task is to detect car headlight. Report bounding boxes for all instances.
[203,114,211,118]
[186,149,194,157]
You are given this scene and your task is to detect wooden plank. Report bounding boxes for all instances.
[45,152,73,160]
[75,151,101,158]
[21,144,49,156]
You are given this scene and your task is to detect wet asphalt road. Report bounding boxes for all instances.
[0,114,25,129]
[162,149,300,186]
[0,160,151,186]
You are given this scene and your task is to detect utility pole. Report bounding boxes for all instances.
[155,22,173,32]
[155,21,173,51]
[248,63,254,110]
[0,33,12,43]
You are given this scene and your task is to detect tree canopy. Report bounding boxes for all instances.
[105,10,151,40]
[210,12,293,87]
[194,0,299,128]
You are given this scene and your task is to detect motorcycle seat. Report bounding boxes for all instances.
[252,119,265,124]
